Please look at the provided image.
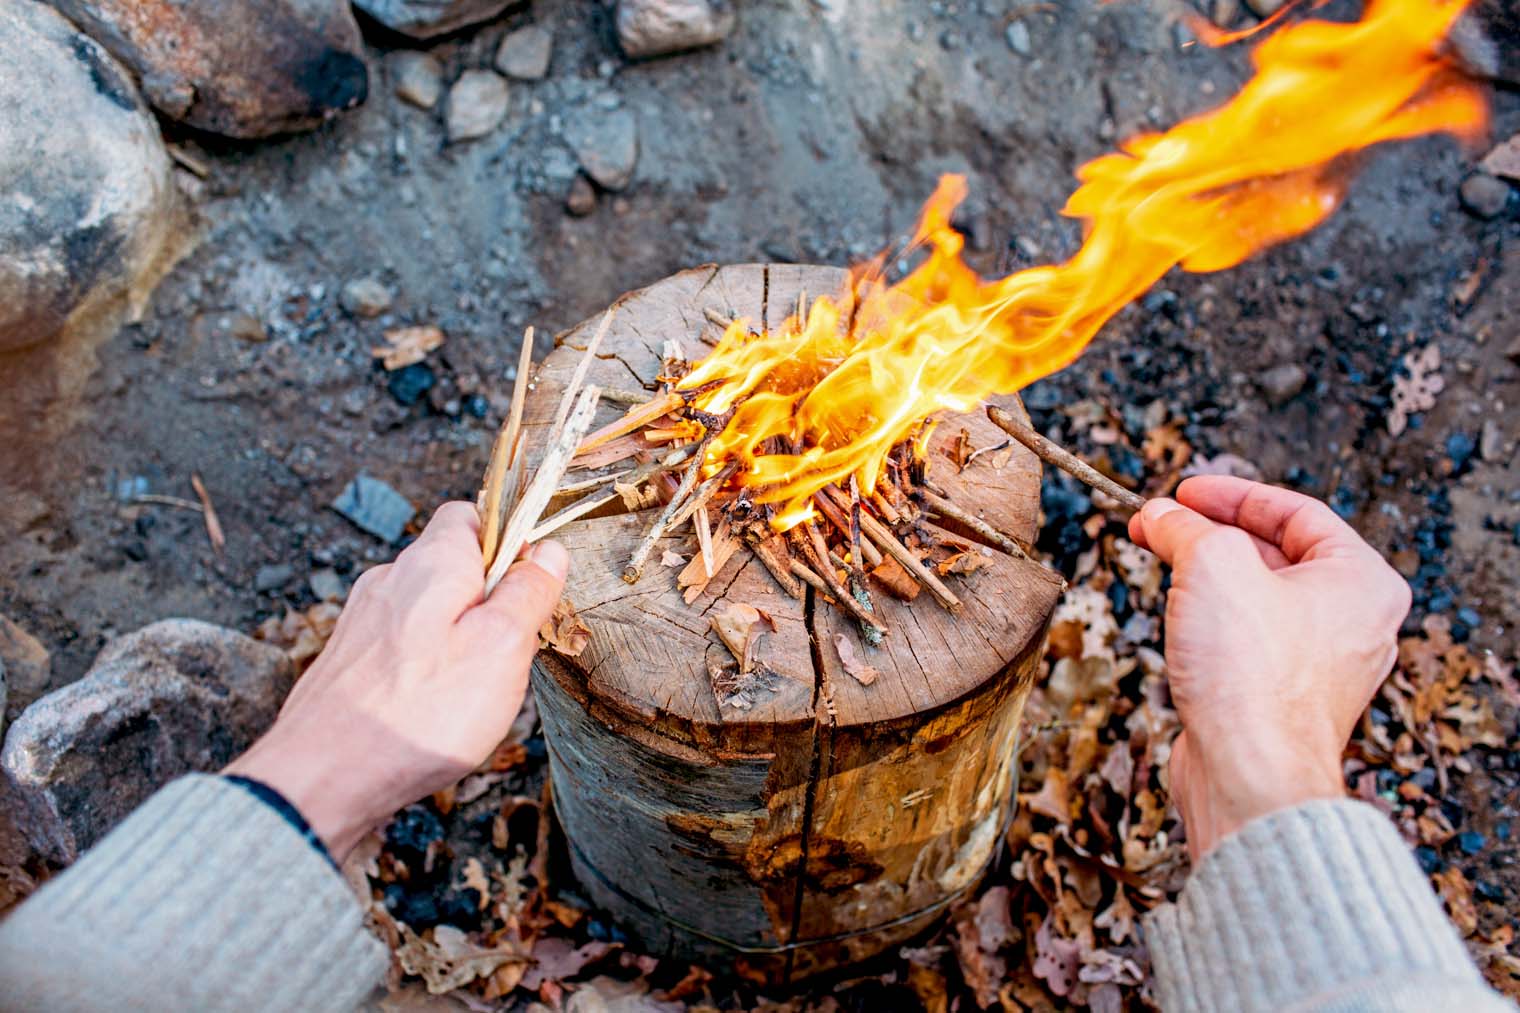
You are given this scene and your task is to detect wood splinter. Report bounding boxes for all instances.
[987,405,1146,513]
[624,438,712,584]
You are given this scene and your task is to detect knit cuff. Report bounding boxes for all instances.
[0,774,387,1012]
[1142,798,1495,1013]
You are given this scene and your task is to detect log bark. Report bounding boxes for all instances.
[523,264,1065,982]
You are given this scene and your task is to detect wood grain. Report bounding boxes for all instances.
[524,264,1062,982]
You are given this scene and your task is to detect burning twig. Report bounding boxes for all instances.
[823,486,961,612]
[986,405,1146,513]
[668,462,740,530]
[797,523,887,637]
[918,488,1032,561]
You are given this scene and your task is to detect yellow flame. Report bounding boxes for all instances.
[679,0,1486,528]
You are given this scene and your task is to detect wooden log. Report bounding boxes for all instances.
[520,264,1064,984]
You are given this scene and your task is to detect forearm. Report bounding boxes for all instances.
[0,774,387,1013]
[1143,798,1512,1013]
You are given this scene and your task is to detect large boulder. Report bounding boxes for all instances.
[0,619,295,864]
[616,0,735,59]
[0,1,177,353]
[354,0,515,41]
[45,0,368,138]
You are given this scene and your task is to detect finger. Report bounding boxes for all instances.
[395,501,486,575]
[1130,498,1229,569]
[460,540,569,654]
[1176,476,1367,564]
[1249,533,1291,570]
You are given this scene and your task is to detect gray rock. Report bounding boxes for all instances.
[1,619,294,863]
[332,473,415,543]
[309,568,347,602]
[1449,0,1520,87]
[1459,172,1511,220]
[446,70,510,143]
[341,276,394,317]
[0,616,51,717]
[566,174,598,217]
[354,0,514,40]
[45,0,368,138]
[566,109,640,192]
[616,0,735,59]
[253,563,296,593]
[0,1,177,352]
[1258,363,1307,408]
[393,51,444,110]
[1243,0,1285,16]
[1004,20,1031,56]
[495,25,554,80]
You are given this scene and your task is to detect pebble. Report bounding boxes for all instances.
[1244,0,1286,16]
[446,70,510,143]
[1458,830,1486,855]
[495,25,554,81]
[309,568,346,602]
[1459,172,1511,220]
[388,362,436,406]
[1004,20,1032,56]
[1446,431,1477,472]
[340,276,393,318]
[354,0,514,40]
[253,563,295,593]
[1480,419,1502,461]
[1258,363,1308,408]
[566,174,597,217]
[393,52,444,110]
[332,474,415,544]
[616,0,735,59]
[566,108,639,192]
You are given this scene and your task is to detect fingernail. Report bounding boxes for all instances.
[527,540,570,582]
[1143,499,1180,521]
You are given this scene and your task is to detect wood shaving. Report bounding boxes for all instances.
[372,325,445,370]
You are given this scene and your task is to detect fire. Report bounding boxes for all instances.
[678,0,1486,530]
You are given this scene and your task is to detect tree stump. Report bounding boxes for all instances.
[523,264,1065,984]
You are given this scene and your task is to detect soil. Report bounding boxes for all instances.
[2,0,1518,1003]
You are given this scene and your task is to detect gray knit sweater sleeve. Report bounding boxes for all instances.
[1143,798,1513,1012]
[0,774,387,1012]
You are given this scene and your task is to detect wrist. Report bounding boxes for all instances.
[1175,730,1345,859]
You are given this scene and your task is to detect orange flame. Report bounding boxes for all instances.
[679,0,1486,529]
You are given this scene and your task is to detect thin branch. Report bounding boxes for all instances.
[987,405,1146,513]
[918,487,1033,561]
[623,438,711,584]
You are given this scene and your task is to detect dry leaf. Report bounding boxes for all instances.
[936,549,989,577]
[660,550,685,567]
[833,633,880,686]
[869,556,921,601]
[710,602,772,675]
[395,924,525,995]
[539,597,591,657]
[1388,344,1443,436]
[372,325,445,371]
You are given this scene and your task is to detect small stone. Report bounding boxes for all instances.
[393,51,443,110]
[332,473,415,543]
[388,361,436,405]
[1459,172,1511,220]
[354,0,514,40]
[1458,830,1487,855]
[1480,419,1503,460]
[224,312,267,343]
[495,25,554,81]
[1258,363,1308,408]
[309,568,346,602]
[1004,20,1031,56]
[1447,431,1478,471]
[1244,0,1286,16]
[341,276,393,318]
[253,563,295,593]
[616,0,735,58]
[566,108,639,192]
[566,174,597,216]
[1,619,294,862]
[446,70,509,143]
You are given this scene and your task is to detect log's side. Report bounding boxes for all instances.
[534,653,817,962]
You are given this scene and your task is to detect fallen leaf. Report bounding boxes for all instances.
[395,924,526,995]
[372,324,445,371]
[834,633,880,686]
[1388,344,1443,437]
[710,602,769,675]
[519,937,616,991]
[936,549,989,577]
[660,549,685,567]
[869,556,921,601]
[1031,916,1082,998]
[539,597,591,657]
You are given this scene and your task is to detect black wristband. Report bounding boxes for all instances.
[222,774,339,871]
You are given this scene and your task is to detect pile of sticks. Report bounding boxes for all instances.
[477,306,1146,637]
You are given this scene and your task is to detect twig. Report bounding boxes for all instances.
[918,488,1033,561]
[556,445,695,497]
[576,391,684,456]
[796,524,887,636]
[485,385,602,597]
[987,405,1146,513]
[528,488,620,541]
[789,559,829,595]
[703,307,737,330]
[824,486,961,611]
[667,462,739,530]
[132,494,203,512]
[748,533,803,599]
[479,328,535,568]
[694,503,714,579]
[965,438,1012,467]
[189,473,225,554]
[624,439,710,584]
[603,387,655,407]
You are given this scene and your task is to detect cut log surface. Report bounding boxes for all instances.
[525,264,1065,981]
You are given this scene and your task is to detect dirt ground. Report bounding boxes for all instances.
[2,0,1518,1008]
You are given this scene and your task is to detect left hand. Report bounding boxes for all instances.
[226,501,568,860]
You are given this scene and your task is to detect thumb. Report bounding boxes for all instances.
[1131,498,1224,569]
[461,540,570,652]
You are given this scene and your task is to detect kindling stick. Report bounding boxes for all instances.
[986,405,1146,513]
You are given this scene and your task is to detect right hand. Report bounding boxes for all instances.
[1127,476,1410,860]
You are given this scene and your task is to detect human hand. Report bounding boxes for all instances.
[226,502,568,860]
[1127,476,1410,860]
